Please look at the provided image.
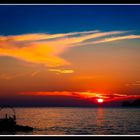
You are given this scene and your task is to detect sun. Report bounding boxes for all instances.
[97,98,104,103]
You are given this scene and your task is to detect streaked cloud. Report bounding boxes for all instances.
[93,35,140,44]
[77,34,140,46]
[19,91,140,102]
[0,30,99,42]
[20,91,78,97]
[125,80,140,86]
[0,74,12,80]
[0,70,40,80]
[0,30,140,69]
[48,69,74,74]
[31,71,40,77]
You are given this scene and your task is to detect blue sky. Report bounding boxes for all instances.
[0,5,140,35]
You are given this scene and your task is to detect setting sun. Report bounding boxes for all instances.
[97,98,104,103]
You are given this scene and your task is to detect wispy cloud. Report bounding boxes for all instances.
[0,30,140,69]
[48,69,74,74]
[0,74,12,80]
[31,71,40,77]
[20,91,80,97]
[93,35,140,44]
[125,80,140,86]
[0,70,40,80]
[19,91,140,102]
[76,34,140,46]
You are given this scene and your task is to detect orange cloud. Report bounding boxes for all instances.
[19,91,140,102]
[0,74,12,80]
[48,69,74,74]
[31,71,40,77]
[125,80,140,86]
[0,30,139,69]
[20,91,79,97]
[0,70,40,80]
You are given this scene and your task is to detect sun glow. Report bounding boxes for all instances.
[97,98,104,103]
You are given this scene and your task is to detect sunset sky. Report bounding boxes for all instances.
[0,5,140,106]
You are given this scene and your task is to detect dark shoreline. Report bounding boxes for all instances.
[1,106,140,108]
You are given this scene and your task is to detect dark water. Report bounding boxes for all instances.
[0,107,140,135]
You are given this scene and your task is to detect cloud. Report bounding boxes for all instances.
[0,74,12,80]
[20,91,79,97]
[93,35,140,44]
[0,30,99,42]
[31,71,40,77]
[0,70,40,80]
[125,80,140,86]
[48,69,74,74]
[0,30,140,68]
[76,35,140,46]
[19,91,140,103]
[19,91,103,98]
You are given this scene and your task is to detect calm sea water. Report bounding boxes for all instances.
[0,107,140,135]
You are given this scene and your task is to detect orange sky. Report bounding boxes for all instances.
[0,30,140,104]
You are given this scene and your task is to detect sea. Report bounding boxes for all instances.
[0,107,140,135]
